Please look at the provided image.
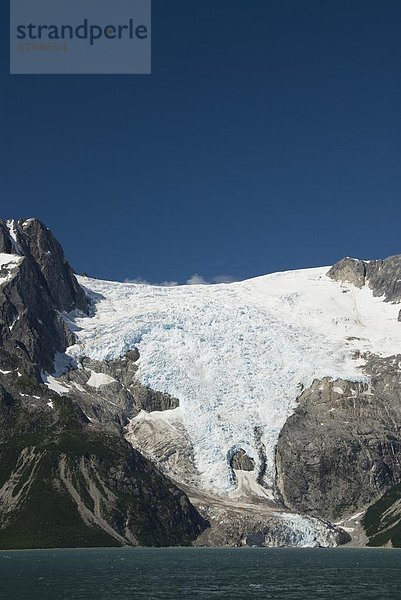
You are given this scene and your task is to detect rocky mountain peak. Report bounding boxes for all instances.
[0,218,87,313]
[0,217,88,373]
[328,254,401,302]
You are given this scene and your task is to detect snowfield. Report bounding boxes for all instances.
[66,266,401,496]
[0,253,24,286]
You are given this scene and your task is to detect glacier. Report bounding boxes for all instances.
[66,265,401,497]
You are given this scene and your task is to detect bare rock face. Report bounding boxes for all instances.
[327,257,367,288]
[58,353,200,491]
[328,254,401,303]
[0,218,88,374]
[0,222,13,254]
[0,254,75,373]
[275,354,401,522]
[3,218,88,313]
[126,410,200,489]
[230,449,255,471]
[58,352,180,433]
[16,218,88,313]
[366,255,401,302]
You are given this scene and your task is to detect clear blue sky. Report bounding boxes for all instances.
[1,1,400,283]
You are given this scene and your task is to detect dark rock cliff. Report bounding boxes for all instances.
[0,218,88,373]
[0,217,208,549]
[0,218,87,312]
[275,355,401,522]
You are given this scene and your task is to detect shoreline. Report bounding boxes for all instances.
[1,545,400,552]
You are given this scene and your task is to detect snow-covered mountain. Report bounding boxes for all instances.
[65,264,400,499]
[2,217,401,549]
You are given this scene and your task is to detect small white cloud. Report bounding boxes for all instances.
[124,277,179,287]
[186,273,209,285]
[186,273,238,285]
[124,277,149,284]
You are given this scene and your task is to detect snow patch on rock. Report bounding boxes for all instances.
[86,370,116,388]
[42,373,70,395]
[0,253,23,286]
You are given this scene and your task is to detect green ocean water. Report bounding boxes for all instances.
[0,547,400,600]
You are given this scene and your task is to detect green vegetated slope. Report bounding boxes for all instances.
[362,483,401,548]
[0,383,207,550]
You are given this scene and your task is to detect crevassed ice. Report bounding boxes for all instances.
[66,266,401,495]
